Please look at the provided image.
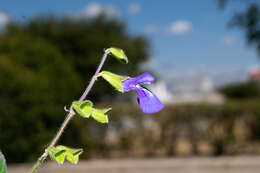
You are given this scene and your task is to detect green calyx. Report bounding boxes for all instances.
[72,100,111,124]
[99,71,128,93]
[48,145,83,164]
[108,47,128,64]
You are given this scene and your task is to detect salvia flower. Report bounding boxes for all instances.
[100,71,164,113]
[122,72,164,113]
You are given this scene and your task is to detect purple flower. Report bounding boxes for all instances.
[122,72,164,113]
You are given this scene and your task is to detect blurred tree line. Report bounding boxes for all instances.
[106,101,260,157]
[13,101,260,160]
[219,80,260,99]
[0,15,150,162]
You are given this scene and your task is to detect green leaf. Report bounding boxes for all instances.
[108,47,128,64]
[56,146,83,164]
[91,108,111,123]
[73,149,83,157]
[99,71,128,92]
[64,152,78,164]
[48,147,66,164]
[0,151,7,173]
[72,100,93,118]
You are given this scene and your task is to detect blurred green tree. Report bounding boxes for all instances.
[0,15,150,162]
[218,0,260,56]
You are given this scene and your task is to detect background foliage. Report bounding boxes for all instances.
[219,81,260,99]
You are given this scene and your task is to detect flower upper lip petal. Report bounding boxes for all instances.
[122,72,155,92]
[134,72,155,84]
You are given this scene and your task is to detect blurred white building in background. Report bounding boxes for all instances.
[149,80,173,104]
[150,75,225,105]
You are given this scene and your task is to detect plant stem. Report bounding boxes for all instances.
[29,49,110,173]
[79,49,109,102]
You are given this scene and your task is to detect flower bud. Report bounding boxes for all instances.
[108,47,128,64]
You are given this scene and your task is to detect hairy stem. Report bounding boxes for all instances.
[29,49,110,173]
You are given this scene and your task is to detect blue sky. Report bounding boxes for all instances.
[0,0,259,81]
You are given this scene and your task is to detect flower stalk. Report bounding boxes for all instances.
[28,49,110,173]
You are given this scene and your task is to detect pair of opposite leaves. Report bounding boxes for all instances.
[48,146,83,164]
[72,101,111,123]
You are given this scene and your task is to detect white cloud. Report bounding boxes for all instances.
[223,36,234,46]
[168,20,192,35]
[74,3,119,18]
[0,12,9,27]
[128,3,141,15]
[145,24,157,34]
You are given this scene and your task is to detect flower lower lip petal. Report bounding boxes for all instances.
[135,85,164,113]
